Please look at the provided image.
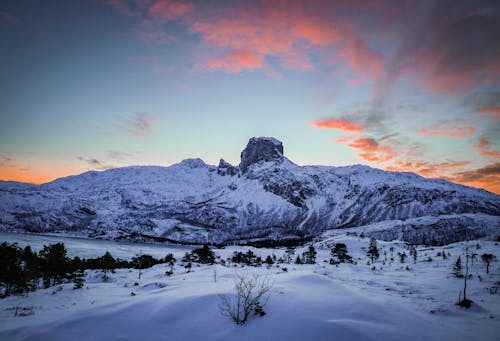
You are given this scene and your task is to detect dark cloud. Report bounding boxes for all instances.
[0,10,19,24]
[76,157,114,171]
[452,162,500,182]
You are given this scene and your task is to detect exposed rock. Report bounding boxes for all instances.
[239,137,284,173]
[217,159,238,176]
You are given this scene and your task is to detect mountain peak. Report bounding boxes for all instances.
[239,137,284,173]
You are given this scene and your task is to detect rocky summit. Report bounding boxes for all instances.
[239,137,284,173]
[0,137,499,245]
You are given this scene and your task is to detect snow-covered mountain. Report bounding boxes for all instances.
[0,137,499,244]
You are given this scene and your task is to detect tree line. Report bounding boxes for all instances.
[0,241,175,298]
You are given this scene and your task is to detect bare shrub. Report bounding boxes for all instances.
[218,274,273,325]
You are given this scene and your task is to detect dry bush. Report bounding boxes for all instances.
[218,274,273,325]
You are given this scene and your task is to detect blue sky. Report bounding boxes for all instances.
[0,0,499,193]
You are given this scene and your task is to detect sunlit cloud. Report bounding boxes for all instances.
[450,162,500,194]
[473,137,500,159]
[417,121,476,138]
[149,0,193,21]
[206,50,263,73]
[309,118,363,132]
[335,135,398,163]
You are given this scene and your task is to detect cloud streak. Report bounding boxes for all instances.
[417,121,476,138]
[116,112,156,138]
[309,118,363,132]
[76,157,114,171]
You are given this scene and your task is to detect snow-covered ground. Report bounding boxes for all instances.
[1,233,499,340]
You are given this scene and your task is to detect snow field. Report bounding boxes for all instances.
[0,235,499,340]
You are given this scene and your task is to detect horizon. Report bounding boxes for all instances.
[0,0,499,193]
[0,134,495,196]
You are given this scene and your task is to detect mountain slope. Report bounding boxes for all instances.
[0,137,499,244]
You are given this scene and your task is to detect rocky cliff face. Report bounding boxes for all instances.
[239,137,284,173]
[0,137,499,244]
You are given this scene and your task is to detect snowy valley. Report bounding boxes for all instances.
[0,232,499,340]
[1,137,499,340]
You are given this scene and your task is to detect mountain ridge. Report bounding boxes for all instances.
[1,137,499,245]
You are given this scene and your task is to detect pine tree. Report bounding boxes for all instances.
[453,256,463,278]
[330,243,352,264]
[481,254,494,274]
[100,251,116,281]
[39,243,69,287]
[409,245,417,264]
[302,245,317,264]
[367,238,379,263]
[73,268,85,289]
[399,252,407,263]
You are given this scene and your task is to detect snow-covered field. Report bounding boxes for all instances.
[1,232,499,340]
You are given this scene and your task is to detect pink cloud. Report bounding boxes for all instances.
[149,0,193,20]
[476,107,500,121]
[309,118,364,132]
[206,50,263,73]
[190,3,378,75]
[338,40,384,76]
[417,121,475,138]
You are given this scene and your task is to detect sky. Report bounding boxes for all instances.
[0,0,499,194]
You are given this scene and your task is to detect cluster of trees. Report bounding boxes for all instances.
[231,250,263,266]
[182,244,215,264]
[0,242,176,298]
[330,243,353,264]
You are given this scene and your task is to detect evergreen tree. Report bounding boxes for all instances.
[302,245,317,264]
[0,242,24,297]
[453,256,464,278]
[481,253,494,274]
[100,251,117,281]
[367,238,379,263]
[399,252,407,263]
[182,245,215,264]
[295,255,302,264]
[39,243,69,287]
[73,269,85,289]
[409,245,417,264]
[330,243,353,264]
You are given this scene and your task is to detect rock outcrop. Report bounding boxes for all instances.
[239,137,284,173]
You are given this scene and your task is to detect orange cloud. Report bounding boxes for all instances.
[473,137,500,159]
[386,160,471,178]
[337,135,398,163]
[206,50,263,73]
[310,118,363,132]
[417,121,475,138]
[450,162,500,194]
[149,0,193,20]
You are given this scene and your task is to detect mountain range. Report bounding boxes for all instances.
[1,137,499,245]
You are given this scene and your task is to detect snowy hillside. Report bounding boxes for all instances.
[0,137,499,245]
[0,235,499,340]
